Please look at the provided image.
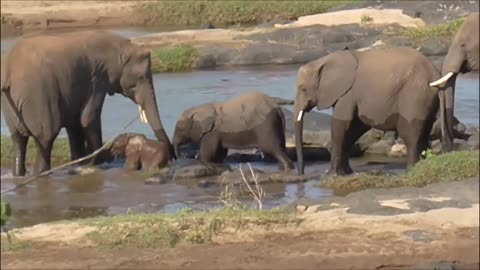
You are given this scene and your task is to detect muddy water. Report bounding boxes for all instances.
[1,29,479,229]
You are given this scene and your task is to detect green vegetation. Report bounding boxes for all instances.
[151,44,198,73]
[0,135,71,167]
[1,200,11,227]
[82,206,298,248]
[360,14,373,24]
[398,17,465,42]
[136,0,360,26]
[321,150,479,193]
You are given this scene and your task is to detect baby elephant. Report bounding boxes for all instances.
[172,91,295,170]
[110,133,170,171]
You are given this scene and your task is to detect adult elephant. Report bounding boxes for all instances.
[172,92,295,170]
[1,30,173,176]
[429,12,479,150]
[294,47,445,176]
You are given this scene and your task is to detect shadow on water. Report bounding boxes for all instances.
[0,27,478,229]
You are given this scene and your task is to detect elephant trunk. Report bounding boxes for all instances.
[443,77,457,152]
[294,107,305,175]
[138,84,175,159]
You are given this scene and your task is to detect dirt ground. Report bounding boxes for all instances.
[2,177,479,270]
[0,1,147,38]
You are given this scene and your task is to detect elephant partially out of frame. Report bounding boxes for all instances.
[294,47,447,176]
[429,12,479,150]
[1,30,174,176]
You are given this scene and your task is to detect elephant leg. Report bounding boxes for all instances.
[83,117,104,164]
[398,118,432,170]
[198,134,224,163]
[32,133,58,175]
[258,136,294,171]
[11,132,29,177]
[330,117,369,176]
[66,123,86,161]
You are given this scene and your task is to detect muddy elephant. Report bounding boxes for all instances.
[1,30,173,176]
[110,133,170,171]
[172,92,295,170]
[294,47,446,176]
[429,12,479,150]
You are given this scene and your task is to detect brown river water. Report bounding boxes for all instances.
[1,27,478,229]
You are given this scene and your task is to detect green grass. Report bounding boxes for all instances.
[136,0,360,27]
[151,44,198,73]
[0,135,71,168]
[320,150,479,193]
[81,206,299,249]
[397,17,466,43]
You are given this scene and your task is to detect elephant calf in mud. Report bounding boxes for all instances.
[110,133,171,171]
[172,91,295,170]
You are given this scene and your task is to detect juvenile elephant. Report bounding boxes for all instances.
[294,47,446,176]
[110,133,170,171]
[1,30,173,176]
[429,12,479,150]
[172,92,295,170]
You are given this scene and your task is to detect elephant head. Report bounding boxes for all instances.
[110,133,146,158]
[294,49,358,175]
[429,13,479,151]
[108,43,175,159]
[172,105,216,158]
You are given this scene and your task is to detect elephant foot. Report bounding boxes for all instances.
[278,161,295,171]
[326,165,354,176]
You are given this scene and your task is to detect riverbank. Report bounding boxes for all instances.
[2,174,478,269]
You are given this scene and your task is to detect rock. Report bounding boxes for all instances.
[144,176,169,185]
[296,205,308,213]
[67,166,98,176]
[430,114,469,140]
[467,133,479,150]
[172,158,232,180]
[383,36,414,48]
[388,143,407,157]
[431,138,470,154]
[219,168,308,185]
[465,125,479,136]
[382,131,397,144]
[199,22,216,29]
[418,37,450,56]
[365,139,393,155]
[356,129,385,152]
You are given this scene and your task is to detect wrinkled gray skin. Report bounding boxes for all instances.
[429,12,479,151]
[295,47,444,176]
[0,30,173,176]
[173,92,295,170]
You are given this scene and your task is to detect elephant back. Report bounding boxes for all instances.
[216,91,281,133]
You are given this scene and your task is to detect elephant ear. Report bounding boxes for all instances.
[315,49,358,110]
[191,107,216,139]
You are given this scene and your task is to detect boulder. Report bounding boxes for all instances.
[467,132,479,150]
[430,114,469,140]
[430,138,470,154]
[365,139,394,155]
[388,143,408,157]
[356,129,385,152]
[172,158,232,180]
[418,37,450,56]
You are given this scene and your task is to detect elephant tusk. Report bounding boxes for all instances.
[296,110,303,122]
[141,109,148,124]
[429,72,454,87]
[138,106,147,124]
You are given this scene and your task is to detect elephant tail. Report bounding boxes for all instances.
[269,96,294,106]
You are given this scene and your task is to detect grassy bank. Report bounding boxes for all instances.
[2,206,299,251]
[136,0,360,27]
[0,135,71,167]
[150,44,198,73]
[397,17,465,43]
[320,150,479,193]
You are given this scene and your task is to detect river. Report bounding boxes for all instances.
[0,27,478,229]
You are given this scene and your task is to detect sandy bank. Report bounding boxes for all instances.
[274,8,425,28]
